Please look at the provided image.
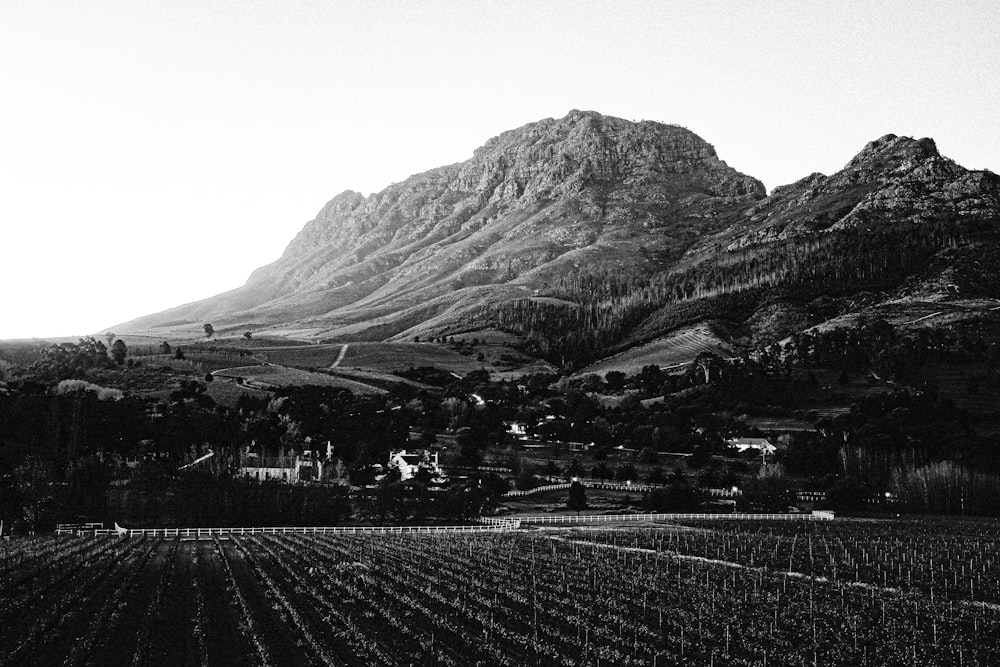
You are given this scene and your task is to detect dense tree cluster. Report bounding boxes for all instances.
[477,219,998,366]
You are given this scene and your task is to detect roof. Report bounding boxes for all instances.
[728,437,773,446]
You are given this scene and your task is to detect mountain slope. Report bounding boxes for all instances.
[114,110,764,338]
[115,111,1000,370]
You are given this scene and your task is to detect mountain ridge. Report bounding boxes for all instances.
[112,110,1000,369]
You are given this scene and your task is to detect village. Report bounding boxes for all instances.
[225,403,836,514]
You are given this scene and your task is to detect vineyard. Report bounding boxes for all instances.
[582,324,733,376]
[335,342,494,374]
[2,519,999,665]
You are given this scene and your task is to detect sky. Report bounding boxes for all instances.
[1,0,998,339]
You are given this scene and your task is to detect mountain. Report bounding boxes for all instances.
[114,111,1000,368]
[116,111,763,336]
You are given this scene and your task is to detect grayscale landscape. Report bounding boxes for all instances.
[2,2,999,665]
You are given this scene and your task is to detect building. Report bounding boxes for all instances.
[238,447,325,483]
[387,449,443,482]
[503,420,529,438]
[726,437,777,455]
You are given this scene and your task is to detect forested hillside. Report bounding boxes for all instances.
[479,217,999,366]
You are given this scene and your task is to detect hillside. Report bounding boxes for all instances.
[113,111,1000,371]
[112,111,763,337]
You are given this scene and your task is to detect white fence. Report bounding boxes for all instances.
[505,482,572,497]
[511,511,834,524]
[505,481,663,497]
[58,519,523,538]
[56,512,833,538]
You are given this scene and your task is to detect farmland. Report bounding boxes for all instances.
[335,342,494,374]
[212,365,387,394]
[3,519,999,666]
[582,324,733,377]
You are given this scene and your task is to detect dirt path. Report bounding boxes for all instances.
[330,343,350,368]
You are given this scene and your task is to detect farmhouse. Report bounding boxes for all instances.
[239,448,326,483]
[503,420,529,438]
[387,449,443,482]
[726,437,777,455]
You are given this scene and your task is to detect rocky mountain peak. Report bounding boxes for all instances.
[722,133,1000,250]
[841,133,943,180]
[461,110,764,205]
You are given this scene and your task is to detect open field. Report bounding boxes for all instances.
[203,379,271,406]
[249,344,345,368]
[582,324,733,377]
[337,342,494,374]
[4,519,999,665]
[229,341,510,378]
[212,365,386,394]
[190,337,314,349]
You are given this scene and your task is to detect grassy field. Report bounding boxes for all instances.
[140,378,271,407]
[203,380,272,406]
[337,342,494,374]
[212,365,386,394]
[250,344,345,368]
[189,337,310,349]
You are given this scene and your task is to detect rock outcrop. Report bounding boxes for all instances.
[712,134,1000,252]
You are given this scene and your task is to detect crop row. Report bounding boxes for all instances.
[595,518,1000,603]
[3,524,999,666]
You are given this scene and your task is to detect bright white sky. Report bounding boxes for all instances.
[2,0,998,339]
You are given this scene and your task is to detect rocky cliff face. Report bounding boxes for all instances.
[118,111,765,337]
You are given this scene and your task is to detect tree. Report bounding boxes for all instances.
[26,337,111,381]
[741,463,793,511]
[605,370,627,392]
[105,332,116,347]
[691,352,722,385]
[646,466,667,485]
[565,456,585,480]
[615,463,638,482]
[159,341,172,355]
[591,462,612,481]
[243,331,253,340]
[203,323,214,338]
[174,347,185,360]
[110,339,127,365]
[826,477,872,511]
[638,446,660,464]
[567,481,587,515]
[455,427,481,467]
[645,480,702,512]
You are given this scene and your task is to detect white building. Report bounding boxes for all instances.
[503,420,529,438]
[726,437,777,455]
[239,448,325,483]
[387,449,443,482]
